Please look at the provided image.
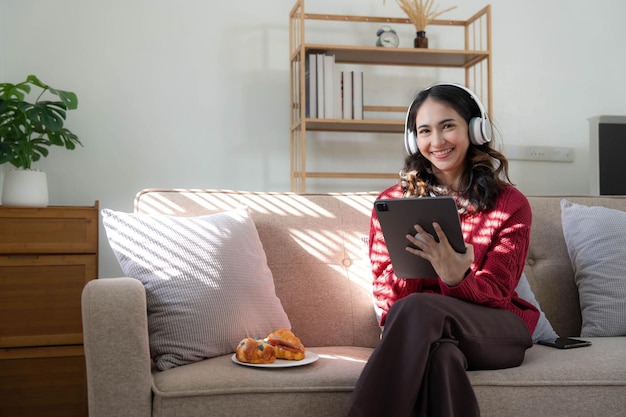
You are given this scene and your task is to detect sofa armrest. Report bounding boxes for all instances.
[82,278,152,417]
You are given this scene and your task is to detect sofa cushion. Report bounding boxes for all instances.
[469,337,626,416]
[560,199,626,337]
[101,207,291,370]
[151,346,372,417]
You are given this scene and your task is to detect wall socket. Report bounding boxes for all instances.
[502,144,575,162]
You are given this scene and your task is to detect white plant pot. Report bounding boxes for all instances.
[1,169,49,207]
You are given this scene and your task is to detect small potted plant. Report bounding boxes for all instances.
[0,75,81,206]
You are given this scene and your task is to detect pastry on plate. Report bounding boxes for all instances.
[235,337,276,364]
[265,328,306,361]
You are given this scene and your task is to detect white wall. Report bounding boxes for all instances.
[2,0,626,277]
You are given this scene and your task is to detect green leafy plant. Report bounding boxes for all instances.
[0,75,81,169]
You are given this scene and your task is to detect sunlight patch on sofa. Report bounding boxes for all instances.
[289,228,343,259]
[318,353,368,363]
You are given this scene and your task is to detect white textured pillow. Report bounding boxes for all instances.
[561,199,626,337]
[101,207,291,370]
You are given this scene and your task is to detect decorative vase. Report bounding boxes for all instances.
[1,169,49,207]
[414,31,428,48]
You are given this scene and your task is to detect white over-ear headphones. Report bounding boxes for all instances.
[404,83,493,155]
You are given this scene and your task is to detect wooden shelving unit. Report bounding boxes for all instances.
[289,0,492,192]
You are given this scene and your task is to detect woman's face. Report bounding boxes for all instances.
[415,97,470,188]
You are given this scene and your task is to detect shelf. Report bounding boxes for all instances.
[293,172,399,179]
[289,0,492,192]
[295,45,489,68]
[293,118,404,133]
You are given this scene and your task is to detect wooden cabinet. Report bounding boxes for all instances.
[289,0,492,191]
[0,203,98,417]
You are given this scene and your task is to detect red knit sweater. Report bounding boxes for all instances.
[370,183,540,335]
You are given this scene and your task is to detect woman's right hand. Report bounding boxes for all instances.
[405,222,474,286]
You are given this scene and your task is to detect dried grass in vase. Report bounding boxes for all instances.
[383,0,457,32]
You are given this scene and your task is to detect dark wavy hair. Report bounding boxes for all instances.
[401,84,511,212]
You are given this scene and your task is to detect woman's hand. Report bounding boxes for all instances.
[405,222,474,286]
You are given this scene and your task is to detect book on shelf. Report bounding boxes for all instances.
[342,71,353,120]
[323,54,335,119]
[306,53,317,118]
[316,52,325,118]
[353,71,363,120]
[303,53,364,120]
[340,70,364,120]
[334,69,342,120]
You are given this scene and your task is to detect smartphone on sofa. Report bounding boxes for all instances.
[537,337,592,349]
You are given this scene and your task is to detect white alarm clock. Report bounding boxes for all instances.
[376,26,399,48]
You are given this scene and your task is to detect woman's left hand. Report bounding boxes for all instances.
[405,222,474,286]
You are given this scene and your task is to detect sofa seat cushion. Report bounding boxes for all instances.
[151,339,626,417]
[151,346,373,417]
[469,337,626,416]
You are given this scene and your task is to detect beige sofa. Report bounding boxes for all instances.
[82,189,626,417]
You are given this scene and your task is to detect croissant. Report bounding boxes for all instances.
[265,328,306,361]
[235,338,276,364]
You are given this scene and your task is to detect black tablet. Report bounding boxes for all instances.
[374,196,466,279]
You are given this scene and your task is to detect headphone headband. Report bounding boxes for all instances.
[441,83,488,122]
[403,82,492,155]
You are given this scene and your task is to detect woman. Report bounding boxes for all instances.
[345,83,540,417]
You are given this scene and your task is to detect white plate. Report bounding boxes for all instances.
[231,350,319,368]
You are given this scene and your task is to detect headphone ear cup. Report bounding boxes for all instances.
[468,117,483,145]
[404,103,418,155]
[482,118,493,143]
[404,129,418,155]
[468,117,493,145]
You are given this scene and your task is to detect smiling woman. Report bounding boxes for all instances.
[414,99,471,188]
[345,83,537,417]
[401,83,499,209]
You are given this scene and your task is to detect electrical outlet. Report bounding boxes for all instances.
[528,147,548,159]
[503,145,575,162]
[552,147,574,161]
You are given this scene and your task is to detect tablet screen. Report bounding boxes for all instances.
[374,196,465,279]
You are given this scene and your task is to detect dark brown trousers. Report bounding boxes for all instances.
[345,293,533,417]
